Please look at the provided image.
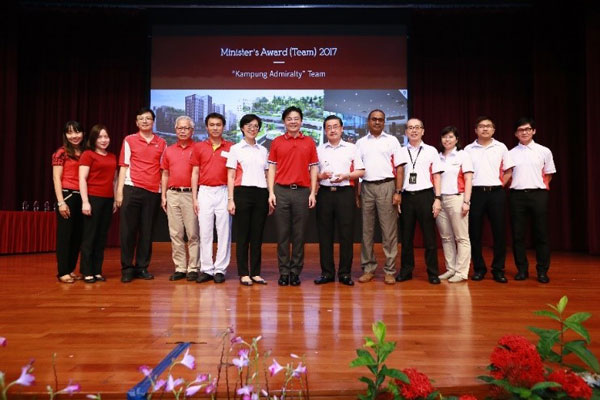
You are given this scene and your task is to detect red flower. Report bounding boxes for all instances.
[394,368,434,400]
[489,335,545,388]
[375,391,394,400]
[547,369,592,400]
[458,395,478,400]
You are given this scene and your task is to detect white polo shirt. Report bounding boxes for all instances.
[225,140,268,188]
[439,149,474,194]
[317,140,365,187]
[464,138,515,186]
[400,141,444,191]
[509,140,556,190]
[355,132,405,181]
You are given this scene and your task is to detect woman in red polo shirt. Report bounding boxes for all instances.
[52,121,85,283]
[79,124,118,283]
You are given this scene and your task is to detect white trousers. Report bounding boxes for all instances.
[197,185,231,275]
[435,194,471,279]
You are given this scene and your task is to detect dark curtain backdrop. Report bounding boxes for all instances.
[2,4,599,253]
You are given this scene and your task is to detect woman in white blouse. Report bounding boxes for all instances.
[436,126,473,283]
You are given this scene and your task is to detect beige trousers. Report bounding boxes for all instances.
[166,190,199,273]
[436,194,471,279]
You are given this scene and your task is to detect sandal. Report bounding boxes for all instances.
[58,275,75,284]
[251,276,267,285]
[84,276,96,283]
[94,275,106,282]
[240,276,253,286]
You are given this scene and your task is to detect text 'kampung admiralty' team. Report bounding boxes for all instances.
[52,106,555,286]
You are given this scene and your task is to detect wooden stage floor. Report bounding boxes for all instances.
[1,243,599,399]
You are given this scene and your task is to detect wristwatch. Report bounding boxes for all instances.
[395,189,402,194]
[57,201,65,207]
[435,195,442,200]
[464,200,471,205]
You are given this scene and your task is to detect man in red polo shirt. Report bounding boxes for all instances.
[161,116,199,282]
[116,107,167,283]
[191,113,233,284]
[267,106,319,286]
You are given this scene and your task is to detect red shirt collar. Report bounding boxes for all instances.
[284,131,304,139]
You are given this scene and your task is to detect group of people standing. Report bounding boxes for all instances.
[52,106,556,287]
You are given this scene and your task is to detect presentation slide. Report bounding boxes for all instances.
[151,27,408,148]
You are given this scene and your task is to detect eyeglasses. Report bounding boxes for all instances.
[406,125,423,131]
[176,127,192,131]
[477,124,494,129]
[516,127,533,133]
[370,117,385,123]
[325,124,341,131]
[244,124,260,130]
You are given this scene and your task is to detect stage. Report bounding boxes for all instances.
[1,243,599,399]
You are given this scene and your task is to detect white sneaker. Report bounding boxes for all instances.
[448,275,467,283]
[439,271,455,280]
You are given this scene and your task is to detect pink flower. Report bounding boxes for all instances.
[153,379,166,391]
[269,359,284,377]
[61,382,80,394]
[290,353,300,359]
[238,349,250,359]
[193,373,208,383]
[186,385,203,396]
[15,362,35,386]
[166,375,184,391]
[138,365,152,377]
[233,356,249,369]
[180,349,196,370]
[231,336,243,344]
[205,378,217,394]
[0,337,6,346]
[292,363,307,377]
[237,384,254,395]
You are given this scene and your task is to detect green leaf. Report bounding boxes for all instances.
[533,310,561,321]
[478,375,495,383]
[350,350,377,368]
[381,365,408,383]
[557,296,568,314]
[364,337,376,348]
[373,321,386,344]
[565,311,591,324]
[564,320,591,343]
[375,373,386,388]
[531,381,561,391]
[564,341,600,372]
[377,341,396,364]
[359,376,375,388]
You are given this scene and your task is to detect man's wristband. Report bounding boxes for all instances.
[395,189,402,195]
[435,195,442,200]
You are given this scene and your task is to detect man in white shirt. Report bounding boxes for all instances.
[509,117,556,283]
[315,115,365,286]
[355,110,405,285]
[396,118,444,284]
[464,116,515,283]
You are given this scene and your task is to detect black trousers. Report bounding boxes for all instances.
[469,186,506,276]
[399,189,439,279]
[273,184,310,276]
[120,185,160,272]
[509,189,550,274]
[80,195,113,276]
[233,186,269,277]
[56,190,82,277]
[316,186,355,279]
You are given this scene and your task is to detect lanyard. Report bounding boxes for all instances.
[407,146,422,170]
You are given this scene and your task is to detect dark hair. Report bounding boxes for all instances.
[439,125,462,152]
[136,107,155,120]
[282,106,303,121]
[87,124,108,151]
[514,117,536,131]
[205,112,226,126]
[239,114,262,135]
[62,120,84,159]
[368,109,386,120]
[323,115,343,129]
[475,116,495,128]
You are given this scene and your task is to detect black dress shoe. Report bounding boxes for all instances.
[395,274,412,282]
[136,268,154,280]
[492,273,508,283]
[214,273,225,283]
[537,273,550,284]
[196,272,214,283]
[121,270,134,283]
[290,273,301,286]
[169,272,187,281]
[314,276,334,284]
[428,277,441,284]
[339,276,355,286]
[514,272,528,281]
[186,271,199,281]
[471,273,485,281]
[278,275,289,286]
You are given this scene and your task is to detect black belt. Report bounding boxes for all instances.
[276,183,308,190]
[403,188,433,195]
[363,177,394,185]
[169,187,192,192]
[320,185,352,192]
[473,186,502,192]
[510,188,545,193]
[62,189,80,194]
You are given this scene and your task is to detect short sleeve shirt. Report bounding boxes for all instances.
[439,149,474,194]
[464,139,515,186]
[226,140,268,188]
[355,132,406,181]
[79,150,117,198]
[400,142,444,191]
[52,147,80,190]
[317,140,365,187]
[190,139,233,187]
[161,140,194,188]
[267,132,319,187]
[119,132,167,193]
[509,141,556,190]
